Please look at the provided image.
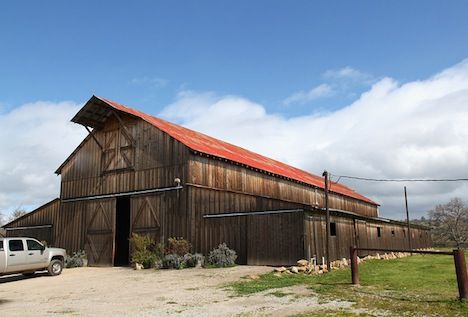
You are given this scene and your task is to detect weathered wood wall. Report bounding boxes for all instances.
[5,199,60,245]
[186,185,304,265]
[187,153,378,217]
[304,212,432,263]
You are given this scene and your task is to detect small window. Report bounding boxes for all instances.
[330,222,337,236]
[391,230,395,237]
[0,240,3,251]
[377,227,382,238]
[9,239,24,251]
[27,239,43,251]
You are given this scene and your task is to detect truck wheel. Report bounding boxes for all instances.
[48,259,63,276]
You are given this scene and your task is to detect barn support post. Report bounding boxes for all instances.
[453,249,468,300]
[350,246,359,285]
[404,186,412,254]
[323,170,331,271]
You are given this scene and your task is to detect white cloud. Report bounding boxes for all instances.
[283,83,334,105]
[0,101,86,217]
[323,66,373,82]
[161,60,468,219]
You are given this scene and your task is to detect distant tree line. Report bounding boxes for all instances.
[412,197,467,248]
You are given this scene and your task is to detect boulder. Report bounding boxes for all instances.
[375,253,381,260]
[274,266,287,273]
[297,266,307,272]
[273,272,283,278]
[297,259,309,267]
[290,266,299,274]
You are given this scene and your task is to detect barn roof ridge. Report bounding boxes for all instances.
[62,95,378,206]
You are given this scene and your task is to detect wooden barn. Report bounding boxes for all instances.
[2,96,432,266]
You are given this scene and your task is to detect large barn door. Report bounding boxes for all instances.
[247,212,304,266]
[130,196,163,243]
[84,199,116,266]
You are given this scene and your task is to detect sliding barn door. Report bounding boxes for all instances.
[130,195,163,243]
[247,212,304,266]
[84,199,116,266]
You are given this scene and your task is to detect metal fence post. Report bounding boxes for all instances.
[453,249,468,300]
[350,246,359,285]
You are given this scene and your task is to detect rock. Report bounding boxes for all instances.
[273,272,283,278]
[322,268,328,273]
[274,266,287,273]
[297,266,307,272]
[248,275,260,280]
[375,253,381,260]
[318,270,323,274]
[290,266,299,274]
[297,259,309,267]
[357,257,361,264]
[342,258,348,267]
[284,270,293,274]
[134,263,143,270]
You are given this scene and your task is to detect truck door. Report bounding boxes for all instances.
[25,239,48,270]
[6,239,27,273]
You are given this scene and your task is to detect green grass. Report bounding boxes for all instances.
[229,254,468,316]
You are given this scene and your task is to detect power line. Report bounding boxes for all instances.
[330,174,468,183]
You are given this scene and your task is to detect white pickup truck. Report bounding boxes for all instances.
[0,237,66,277]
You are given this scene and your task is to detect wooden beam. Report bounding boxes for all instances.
[84,126,104,151]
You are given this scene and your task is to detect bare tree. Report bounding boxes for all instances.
[0,211,5,226]
[429,198,468,248]
[8,208,28,222]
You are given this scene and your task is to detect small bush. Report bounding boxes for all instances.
[183,253,205,268]
[166,237,191,256]
[129,234,162,269]
[208,243,237,267]
[65,250,87,268]
[162,253,183,269]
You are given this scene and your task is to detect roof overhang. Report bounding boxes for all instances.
[71,95,121,129]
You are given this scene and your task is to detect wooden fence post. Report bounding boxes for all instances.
[350,246,359,285]
[453,249,468,300]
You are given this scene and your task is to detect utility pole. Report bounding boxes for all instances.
[404,186,412,253]
[323,170,331,271]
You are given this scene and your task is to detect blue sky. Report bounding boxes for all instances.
[1,1,468,219]
[1,1,468,116]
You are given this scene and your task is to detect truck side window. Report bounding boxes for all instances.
[9,239,24,251]
[27,239,43,251]
[0,240,3,251]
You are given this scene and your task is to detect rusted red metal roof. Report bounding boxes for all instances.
[76,96,378,205]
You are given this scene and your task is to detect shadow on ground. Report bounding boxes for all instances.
[0,272,49,284]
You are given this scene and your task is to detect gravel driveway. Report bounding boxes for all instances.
[0,266,350,316]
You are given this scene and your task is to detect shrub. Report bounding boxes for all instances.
[166,237,191,256]
[207,243,237,267]
[65,250,87,268]
[183,253,205,268]
[129,234,163,269]
[162,253,183,269]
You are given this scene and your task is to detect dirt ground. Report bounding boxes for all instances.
[0,266,351,316]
